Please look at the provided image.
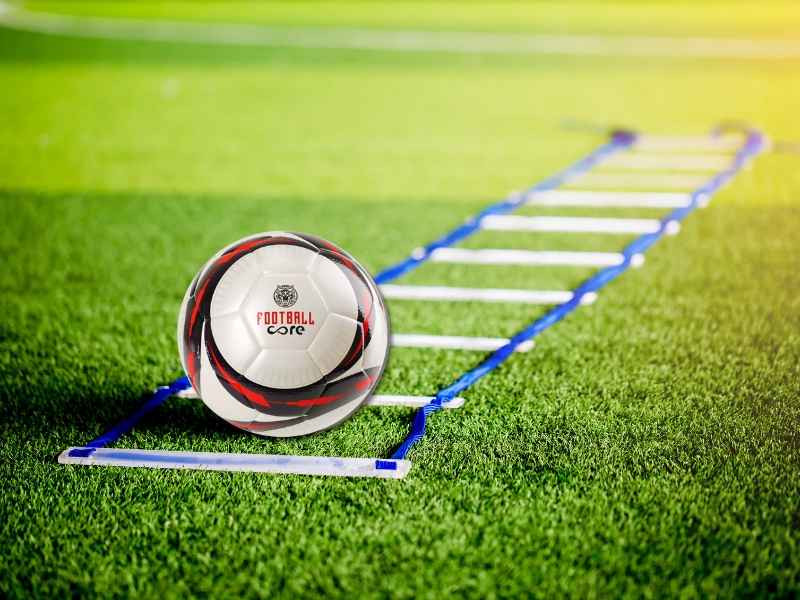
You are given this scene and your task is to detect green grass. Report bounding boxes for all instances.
[2,2,800,598]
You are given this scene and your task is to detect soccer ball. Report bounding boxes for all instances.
[177,232,390,437]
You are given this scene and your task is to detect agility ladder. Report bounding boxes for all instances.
[59,127,765,478]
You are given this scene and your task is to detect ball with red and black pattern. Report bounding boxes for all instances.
[177,231,390,437]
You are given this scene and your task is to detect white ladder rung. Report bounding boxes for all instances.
[429,247,640,268]
[602,153,731,171]
[59,447,412,478]
[633,135,742,153]
[391,333,534,352]
[567,172,709,190]
[525,190,691,208]
[379,284,574,304]
[365,395,464,408]
[481,215,663,234]
[174,387,463,409]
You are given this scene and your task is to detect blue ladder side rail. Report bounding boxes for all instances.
[389,129,764,460]
[69,133,635,458]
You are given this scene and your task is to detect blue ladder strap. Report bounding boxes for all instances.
[64,133,635,461]
[68,376,192,457]
[373,130,637,285]
[391,129,765,460]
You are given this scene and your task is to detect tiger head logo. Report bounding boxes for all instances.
[273,285,298,308]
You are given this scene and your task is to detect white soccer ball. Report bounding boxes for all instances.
[177,232,390,437]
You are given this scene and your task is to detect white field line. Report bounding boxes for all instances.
[1,3,800,59]
[601,153,731,171]
[567,172,709,190]
[481,215,662,234]
[391,333,535,352]
[633,135,744,152]
[525,190,692,208]
[174,387,464,408]
[379,284,575,304]
[58,447,412,478]
[429,247,635,267]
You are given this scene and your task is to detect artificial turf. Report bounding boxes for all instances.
[1,2,800,598]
